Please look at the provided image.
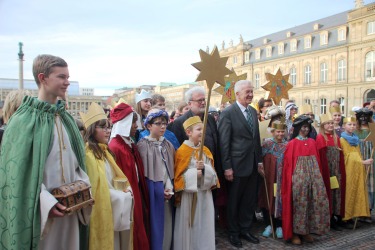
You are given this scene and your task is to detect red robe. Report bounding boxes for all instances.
[281,138,325,241]
[316,133,346,217]
[109,135,150,250]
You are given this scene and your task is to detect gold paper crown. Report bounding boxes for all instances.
[320,113,333,124]
[343,116,357,123]
[329,106,341,114]
[299,104,313,115]
[271,116,286,130]
[116,98,127,107]
[183,116,202,130]
[79,103,108,129]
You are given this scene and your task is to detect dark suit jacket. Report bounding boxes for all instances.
[218,102,262,177]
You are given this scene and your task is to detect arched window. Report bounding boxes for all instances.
[290,67,296,85]
[320,98,327,114]
[305,98,311,104]
[338,97,345,114]
[320,62,328,83]
[255,73,260,89]
[337,60,346,81]
[304,65,311,85]
[365,51,375,81]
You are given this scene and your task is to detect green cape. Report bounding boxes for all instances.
[0,96,87,249]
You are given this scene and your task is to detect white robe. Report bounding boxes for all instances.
[39,116,92,250]
[174,141,217,250]
[104,160,133,250]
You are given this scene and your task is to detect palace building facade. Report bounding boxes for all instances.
[220,1,375,116]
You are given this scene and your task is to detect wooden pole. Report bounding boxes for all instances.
[191,85,213,227]
[353,147,374,230]
[198,87,212,160]
[263,176,276,239]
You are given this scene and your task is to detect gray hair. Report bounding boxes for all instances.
[185,86,206,103]
[234,80,253,94]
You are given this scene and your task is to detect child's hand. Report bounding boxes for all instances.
[197,169,202,178]
[363,159,374,165]
[164,189,173,200]
[196,160,205,170]
[258,163,265,178]
[124,188,133,196]
[49,203,66,218]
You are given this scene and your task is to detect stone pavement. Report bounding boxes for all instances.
[215,214,375,249]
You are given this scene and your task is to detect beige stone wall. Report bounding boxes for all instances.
[67,95,106,120]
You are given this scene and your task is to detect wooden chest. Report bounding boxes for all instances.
[52,180,94,214]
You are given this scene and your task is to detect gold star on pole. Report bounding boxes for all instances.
[261,68,293,105]
[192,46,233,89]
[214,71,247,104]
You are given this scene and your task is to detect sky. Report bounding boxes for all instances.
[0,0,365,96]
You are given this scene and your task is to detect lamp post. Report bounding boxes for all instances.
[18,42,24,89]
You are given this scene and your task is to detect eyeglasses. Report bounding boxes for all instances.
[96,126,112,131]
[152,122,167,127]
[190,98,206,104]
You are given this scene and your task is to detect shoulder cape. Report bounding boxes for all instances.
[174,143,219,206]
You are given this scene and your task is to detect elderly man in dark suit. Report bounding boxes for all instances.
[218,80,262,247]
[169,86,219,160]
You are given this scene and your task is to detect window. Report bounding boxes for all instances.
[290,39,297,52]
[365,51,375,81]
[266,46,272,57]
[244,51,250,62]
[304,36,311,49]
[233,56,237,64]
[305,99,311,104]
[338,97,345,114]
[290,67,296,85]
[320,98,327,114]
[337,59,346,81]
[320,32,328,45]
[255,49,260,59]
[368,21,375,35]
[304,65,311,84]
[278,43,284,55]
[320,62,328,83]
[338,28,346,41]
[255,73,260,89]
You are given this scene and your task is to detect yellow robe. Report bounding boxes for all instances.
[85,143,131,250]
[340,138,370,220]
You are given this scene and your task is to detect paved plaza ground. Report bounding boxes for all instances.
[215,214,375,249]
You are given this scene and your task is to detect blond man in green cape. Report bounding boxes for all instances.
[0,54,91,250]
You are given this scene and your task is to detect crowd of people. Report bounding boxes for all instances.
[0,54,375,250]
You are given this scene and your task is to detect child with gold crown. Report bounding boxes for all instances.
[80,103,133,250]
[173,116,219,250]
[340,114,372,223]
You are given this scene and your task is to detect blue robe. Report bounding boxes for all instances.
[137,137,175,250]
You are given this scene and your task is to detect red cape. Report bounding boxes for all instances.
[316,134,346,217]
[281,138,323,241]
[109,135,150,250]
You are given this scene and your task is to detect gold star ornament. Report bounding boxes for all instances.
[214,71,247,104]
[192,46,233,89]
[262,68,293,105]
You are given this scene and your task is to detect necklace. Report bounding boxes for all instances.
[296,135,308,145]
